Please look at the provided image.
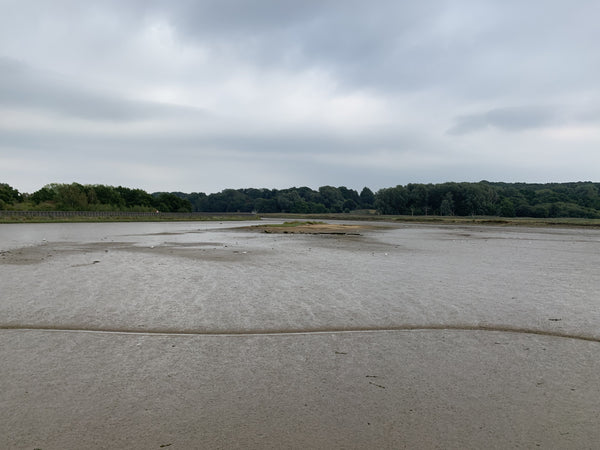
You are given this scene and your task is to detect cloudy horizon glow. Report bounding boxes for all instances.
[1,0,599,194]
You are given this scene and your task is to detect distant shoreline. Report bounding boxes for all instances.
[1,210,599,228]
[0,210,257,223]
[259,213,600,228]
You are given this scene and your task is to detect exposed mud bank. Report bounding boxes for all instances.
[3,328,600,449]
[1,220,599,448]
[240,221,380,235]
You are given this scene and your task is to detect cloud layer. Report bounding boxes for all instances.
[1,0,599,193]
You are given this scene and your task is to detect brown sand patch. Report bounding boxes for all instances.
[245,222,376,235]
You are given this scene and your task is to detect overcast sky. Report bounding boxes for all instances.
[1,0,599,194]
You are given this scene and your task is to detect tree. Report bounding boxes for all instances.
[0,183,22,207]
[276,191,299,213]
[116,186,154,208]
[342,199,358,212]
[254,198,279,213]
[440,192,455,216]
[30,186,56,204]
[406,184,430,215]
[185,192,208,212]
[318,186,344,212]
[338,186,360,204]
[359,187,375,208]
[55,183,88,210]
[92,185,125,209]
[375,186,407,214]
[153,193,192,212]
[574,184,599,208]
[499,198,515,217]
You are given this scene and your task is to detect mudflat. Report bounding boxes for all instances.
[243,221,376,235]
[1,220,599,449]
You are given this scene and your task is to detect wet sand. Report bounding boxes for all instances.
[1,221,599,449]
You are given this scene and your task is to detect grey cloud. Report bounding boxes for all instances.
[0,120,422,160]
[8,1,599,98]
[448,106,563,135]
[0,57,207,121]
[152,1,600,97]
[1,1,599,193]
[160,1,449,90]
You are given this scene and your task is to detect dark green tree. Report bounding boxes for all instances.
[440,192,455,216]
[318,186,344,212]
[359,187,375,208]
[0,183,22,207]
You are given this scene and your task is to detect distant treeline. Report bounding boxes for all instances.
[1,181,600,218]
[0,183,191,213]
